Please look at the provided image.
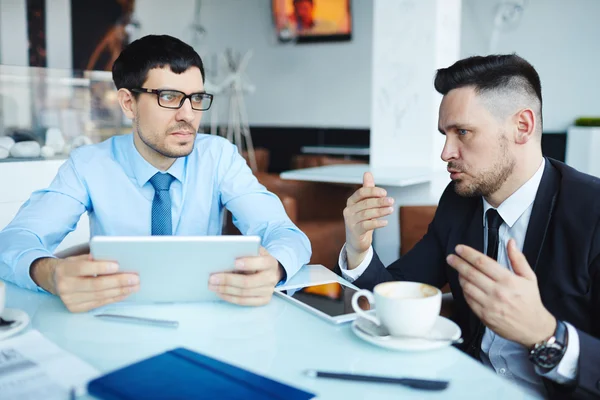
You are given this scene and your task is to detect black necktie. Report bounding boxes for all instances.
[485,209,504,261]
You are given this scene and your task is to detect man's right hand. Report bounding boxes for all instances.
[343,172,394,270]
[30,255,140,313]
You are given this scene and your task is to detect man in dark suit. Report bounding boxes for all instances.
[337,54,600,399]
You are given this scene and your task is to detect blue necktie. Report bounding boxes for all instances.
[149,172,175,235]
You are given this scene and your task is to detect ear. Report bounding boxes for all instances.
[514,108,536,145]
[117,88,136,120]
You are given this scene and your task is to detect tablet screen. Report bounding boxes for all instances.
[282,282,373,317]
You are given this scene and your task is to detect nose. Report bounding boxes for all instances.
[440,135,459,162]
[175,98,197,123]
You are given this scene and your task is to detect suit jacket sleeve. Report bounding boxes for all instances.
[572,248,600,398]
[334,185,455,291]
[575,329,600,398]
[552,215,600,399]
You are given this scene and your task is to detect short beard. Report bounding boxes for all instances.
[453,136,515,198]
[136,118,195,159]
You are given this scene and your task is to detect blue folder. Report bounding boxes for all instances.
[87,347,315,400]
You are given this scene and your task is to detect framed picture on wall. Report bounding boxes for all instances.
[272,0,352,44]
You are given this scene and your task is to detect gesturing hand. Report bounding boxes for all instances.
[343,172,394,269]
[447,240,556,348]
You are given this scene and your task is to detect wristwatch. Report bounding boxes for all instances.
[528,320,568,370]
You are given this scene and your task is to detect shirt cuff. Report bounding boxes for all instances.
[338,244,373,283]
[15,249,55,293]
[266,246,300,286]
[536,321,579,384]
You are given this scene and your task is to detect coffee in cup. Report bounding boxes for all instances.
[351,281,441,337]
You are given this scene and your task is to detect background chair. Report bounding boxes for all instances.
[225,149,361,272]
[399,206,438,257]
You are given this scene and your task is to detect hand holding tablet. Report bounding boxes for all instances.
[30,253,140,313]
[208,246,285,306]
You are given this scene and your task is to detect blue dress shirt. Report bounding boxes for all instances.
[0,133,311,291]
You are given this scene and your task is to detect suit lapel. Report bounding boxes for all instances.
[460,199,485,334]
[522,159,560,285]
[462,200,485,255]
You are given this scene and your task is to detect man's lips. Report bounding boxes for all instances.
[447,168,463,179]
[171,131,194,137]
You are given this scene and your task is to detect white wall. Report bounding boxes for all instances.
[45,0,72,70]
[368,0,462,265]
[2,0,599,130]
[461,0,600,131]
[0,0,28,66]
[1,0,373,128]
[135,0,374,128]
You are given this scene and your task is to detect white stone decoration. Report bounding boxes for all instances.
[40,145,56,158]
[0,136,15,153]
[45,127,66,154]
[10,141,41,158]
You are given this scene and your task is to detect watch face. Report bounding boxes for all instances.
[533,344,564,369]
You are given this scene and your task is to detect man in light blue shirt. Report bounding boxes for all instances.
[0,35,311,312]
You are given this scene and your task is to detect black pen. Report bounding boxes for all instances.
[304,370,449,391]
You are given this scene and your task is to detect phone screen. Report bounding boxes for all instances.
[282,282,373,317]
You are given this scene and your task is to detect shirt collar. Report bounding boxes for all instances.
[126,134,186,187]
[482,158,545,228]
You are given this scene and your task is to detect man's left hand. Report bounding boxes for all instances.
[446,239,556,348]
[208,247,283,306]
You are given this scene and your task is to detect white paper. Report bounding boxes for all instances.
[0,330,100,399]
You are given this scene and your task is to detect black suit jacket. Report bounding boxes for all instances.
[336,158,600,399]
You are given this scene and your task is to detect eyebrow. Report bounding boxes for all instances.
[438,123,475,135]
[157,87,207,94]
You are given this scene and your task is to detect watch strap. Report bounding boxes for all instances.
[529,320,568,370]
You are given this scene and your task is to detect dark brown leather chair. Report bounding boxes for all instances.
[256,173,357,270]
[400,206,438,256]
[224,149,360,271]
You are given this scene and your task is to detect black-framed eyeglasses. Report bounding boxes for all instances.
[130,88,213,111]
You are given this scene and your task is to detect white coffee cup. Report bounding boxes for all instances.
[0,281,5,316]
[352,281,441,337]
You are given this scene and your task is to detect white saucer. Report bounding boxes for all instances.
[0,308,30,341]
[351,316,462,352]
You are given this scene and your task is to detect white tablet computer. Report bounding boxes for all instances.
[274,281,374,324]
[90,235,261,303]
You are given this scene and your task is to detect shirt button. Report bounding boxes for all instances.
[499,368,506,375]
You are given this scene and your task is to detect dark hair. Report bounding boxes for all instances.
[434,54,542,112]
[112,34,205,90]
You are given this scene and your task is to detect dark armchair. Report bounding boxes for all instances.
[224,149,361,271]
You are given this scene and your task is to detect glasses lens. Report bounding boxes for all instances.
[190,93,212,111]
[157,90,185,108]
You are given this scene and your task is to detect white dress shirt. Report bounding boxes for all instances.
[340,159,579,398]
